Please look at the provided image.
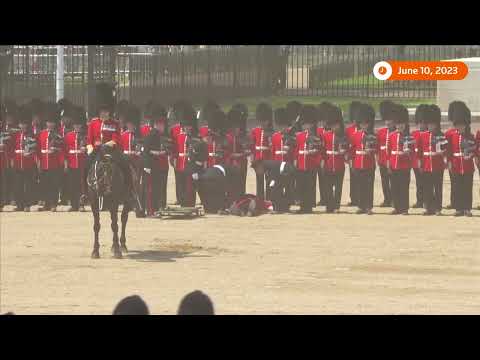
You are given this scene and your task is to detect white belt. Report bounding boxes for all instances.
[423,151,442,156]
[453,152,468,157]
[280,161,286,174]
[214,165,226,176]
[208,152,220,157]
[356,150,369,155]
[41,150,55,154]
[150,150,166,156]
[256,146,269,150]
[275,150,288,155]
[15,150,32,154]
[69,150,84,154]
[380,146,387,150]
[123,150,137,155]
[391,151,406,155]
[178,153,186,157]
[299,150,317,155]
[326,150,342,155]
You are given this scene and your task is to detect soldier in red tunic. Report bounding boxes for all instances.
[345,101,362,207]
[411,104,429,208]
[477,128,480,210]
[64,106,87,212]
[316,102,332,207]
[250,103,274,200]
[116,99,130,133]
[386,104,415,215]
[294,105,322,214]
[350,103,377,215]
[12,106,37,212]
[1,100,19,207]
[29,100,44,206]
[376,100,396,207]
[285,101,302,205]
[225,105,250,195]
[446,103,477,216]
[37,103,64,212]
[204,109,228,169]
[321,105,347,213]
[198,100,220,141]
[419,105,447,216]
[141,104,171,215]
[58,103,75,206]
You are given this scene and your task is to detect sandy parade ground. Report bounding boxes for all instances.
[1,160,479,315]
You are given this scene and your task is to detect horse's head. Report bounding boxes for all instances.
[87,153,115,196]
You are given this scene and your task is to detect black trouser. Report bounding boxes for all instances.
[413,168,424,206]
[239,162,248,196]
[198,176,227,213]
[390,169,410,213]
[176,170,197,207]
[448,170,456,208]
[423,171,444,212]
[317,168,327,204]
[269,174,295,212]
[255,171,271,201]
[295,170,316,211]
[379,165,392,204]
[349,166,359,205]
[14,168,35,209]
[451,172,473,211]
[40,169,62,208]
[324,169,345,212]
[67,168,85,209]
[59,171,68,204]
[142,168,168,214]
[357,168,375,211]
[174,169,181,204]
[4,167,15,204]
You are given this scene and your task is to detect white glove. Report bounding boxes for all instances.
[192,173,199,181]
[144,168,151,174]
[86,144,94,155]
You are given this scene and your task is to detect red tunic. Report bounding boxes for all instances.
[12,131,36,170]
[120,130,141,161]
[447,131,477,174]
[345,124,358,161]
[250,127,272,161]
[173,133,189,172]
[350,130,376,170]
[294,130,320,171]
[140,124,152,138]
[376,127,393,166]
[86,118,121,149]
[199,125,209,139]
[322,130,347,172]
[418,131,447,172]
[64,131,87,169]
[387,131,414,170]
[206,137,225,168]
[37,130,64,170]
[224,131,248,168]
[271,131,294,162]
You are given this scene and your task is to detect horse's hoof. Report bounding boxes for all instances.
[120,245,128,253]
[91,251,100,259]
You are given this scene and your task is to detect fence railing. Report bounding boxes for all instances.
[1,45,479,110]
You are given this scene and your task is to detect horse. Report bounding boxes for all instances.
[86,147,140,259]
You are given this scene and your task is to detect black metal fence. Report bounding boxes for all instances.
[1,45,479,112]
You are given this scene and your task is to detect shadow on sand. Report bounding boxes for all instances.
[126,250,211,263]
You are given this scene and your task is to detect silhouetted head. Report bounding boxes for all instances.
[112,295,150,315]
[177,290,215,315]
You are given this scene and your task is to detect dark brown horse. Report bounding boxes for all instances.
[86,148,139,259]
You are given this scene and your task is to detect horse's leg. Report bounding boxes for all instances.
[91,198,101,259]
[120,202,129,253]
[110,201,122,259]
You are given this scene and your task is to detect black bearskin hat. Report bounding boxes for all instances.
[426,105,441,125]
[348,101,362,124]
[95,82,116,115]
[180,103,197,128]
[450,102,471,126]
[125,105,141,127]
[299,104,317,125]
[201,100,220,123]
[232,103,248,121]
[448,101,470,125]
[227,108,246,131]
[274,107,289,127]
[318,101,334,125]
[379,100,396,121]
[392,104,409,124]
[209,109,227,135]
[151,103,168,126]
[116,99,130,118]
[72,106,87,126]
[18,105,32,124]
[414,104,430,125]
[325,105,343,128]
[256,103,273,123]
[44,102,60,124]
[286,100,302,123]
[357,103,375,126]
